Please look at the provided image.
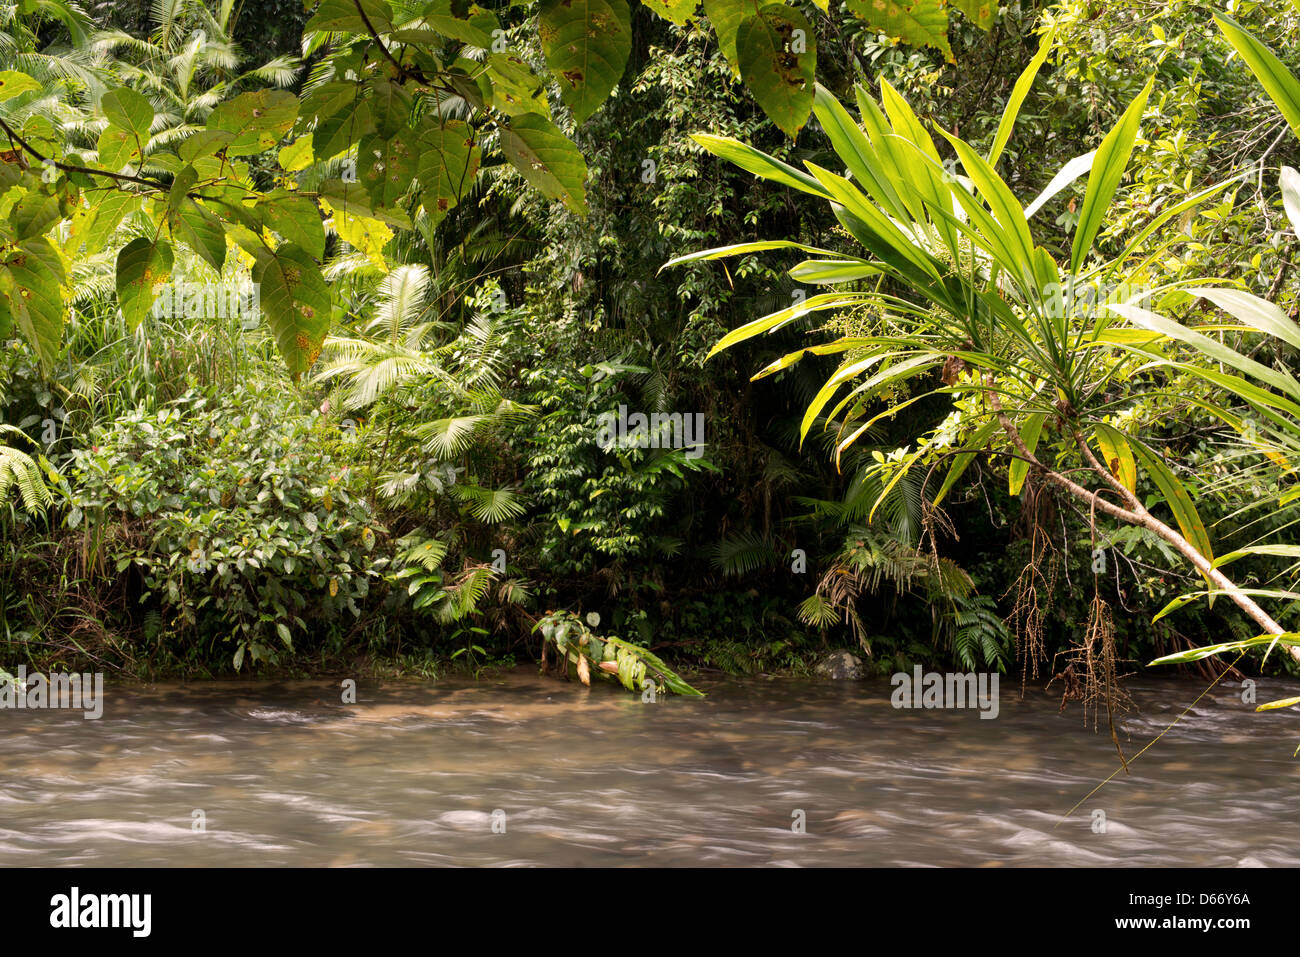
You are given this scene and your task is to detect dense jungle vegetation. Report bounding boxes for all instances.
[2,0,1300,702]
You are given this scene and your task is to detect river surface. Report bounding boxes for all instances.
[1,669,1296,866]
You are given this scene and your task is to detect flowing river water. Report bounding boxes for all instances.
[1,669,1297,866]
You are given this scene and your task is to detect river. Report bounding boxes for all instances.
[1,670,1296,866]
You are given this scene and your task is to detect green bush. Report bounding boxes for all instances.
[64,386,386,669]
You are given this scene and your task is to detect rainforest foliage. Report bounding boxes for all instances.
[2,0,1300,698]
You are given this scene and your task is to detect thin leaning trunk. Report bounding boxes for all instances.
[987,394,1299,664]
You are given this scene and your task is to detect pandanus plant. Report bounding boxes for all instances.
[666,27,1300,668]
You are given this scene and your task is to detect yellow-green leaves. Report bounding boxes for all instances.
[847,0,953,62]
[317,178,411,228]
[180,129,236,163]
[538,0,631,125]
[97,125,141,172]
[1189,287,1300,353]
[166,166,227,273]
[707,292,868,359]
[737,5,816,139]
[78,190,138,255]
[115,236,173,331]
[1069,78,1152,275]
[500,113,588,215]
[300,81,374,160]
[0,71,40,103]
[1109,302,1300,402]
[1092,422,1136,493]
[255,244,331,381]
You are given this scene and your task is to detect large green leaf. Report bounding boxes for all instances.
[206,90,299,157]
[367,78,414,139]
[538,0,631,124]
[317,178,412,228]
[484,53,551,117]
[357,128,419,210]
[846,0,951,62]
[259,190,325,259]
[952,0,994,29]
[1070,78,1152,274]
[174,199,227,273]
[9,186,61,240]
[79,190,138,255]
[115,235,173,331]
[100,88,153,141]
[0,236,64,370]
[418,0,498,47]
[417,119,480,225]
[1215,14,1300,139]
[499,113,587,215]
[306,0,395,34]
[96,125,140,171]
[179,129,236,163]
[702,0,745,75]
[255,243,331,380]
[737,4,815,140]
[165,166,226,273]
[301,82,375,160]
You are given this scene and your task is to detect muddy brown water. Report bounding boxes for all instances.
[1,669,1296,866]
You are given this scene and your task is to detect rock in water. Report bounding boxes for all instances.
[814,651,865,680]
